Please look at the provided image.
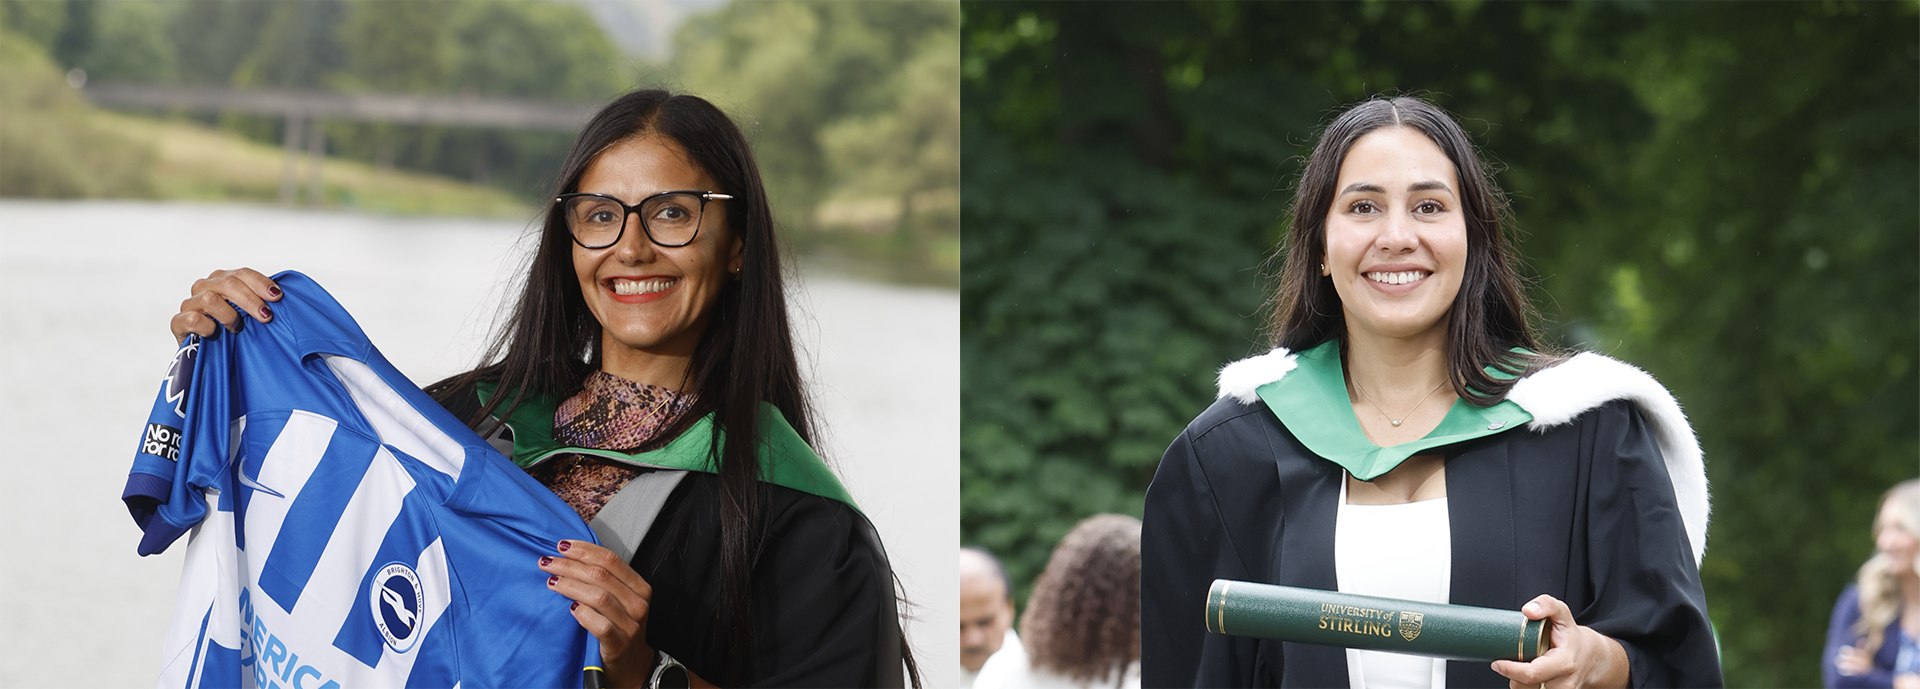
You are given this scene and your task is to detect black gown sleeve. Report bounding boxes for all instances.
[1142,420,1260,687]
[636,475,903,688]
[1576,402,1723,687]
[745,490,902,687]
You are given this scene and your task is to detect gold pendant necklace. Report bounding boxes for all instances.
[639,387,677,422]
[1352,377,1448,427]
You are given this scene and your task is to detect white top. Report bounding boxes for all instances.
[974,656,1139,689]
[1335,476,1452,689]
[965,629,1024,689]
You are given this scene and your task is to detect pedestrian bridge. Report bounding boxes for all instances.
[82,82,598,204]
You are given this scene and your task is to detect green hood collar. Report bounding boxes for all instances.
[1214,342,1713,564]
[1227,340,1534,481]
[476,381,860,512]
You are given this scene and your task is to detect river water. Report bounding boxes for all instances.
[0,200,958,686]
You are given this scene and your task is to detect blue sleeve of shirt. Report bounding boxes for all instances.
[1824,584,1896,688]
[123,334,234,556]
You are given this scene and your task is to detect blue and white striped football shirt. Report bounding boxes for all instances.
[124,271,601,689]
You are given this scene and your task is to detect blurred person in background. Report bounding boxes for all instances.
[962,546,1022,687]
[165,90,917,688]
[1825,479,1920,688]
[977,514,1140,689]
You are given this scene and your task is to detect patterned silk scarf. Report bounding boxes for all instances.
[527,371,694,522]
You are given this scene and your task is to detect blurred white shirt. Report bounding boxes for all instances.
[975,635,1139,689]
[964,629,1023,688]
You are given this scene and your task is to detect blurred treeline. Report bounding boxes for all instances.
[0,0,958,279]
[958,2,1917,685]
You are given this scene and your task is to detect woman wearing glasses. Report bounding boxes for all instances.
[167,90,915,688]
[1140,96,1721,688]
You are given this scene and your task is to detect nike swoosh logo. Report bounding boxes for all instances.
[237,471,285,499]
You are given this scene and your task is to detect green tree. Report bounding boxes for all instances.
[431,0,626,194]
[168,0,274,85]
[329,0,455,172]
[818,12,961,263]
[670,0,959,234]
[0,0,67,50]
[72,0,179,82]
[0,25,156,198]
[1567,5,1920,679]
[228,0,346,90]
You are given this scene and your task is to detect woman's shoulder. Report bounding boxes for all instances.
[1183,394,1278,440]
[424,370,490,419]
[671,470,879,551]
[1167,346,1299,440]
[1507,351,1689,432]
[1510,350,1710,563]
[760,473,872,534]
[1832,582,1864,615]
[426,372,506,420]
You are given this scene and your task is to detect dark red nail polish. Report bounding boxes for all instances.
[260,304,273,320]
[268,285,282,298]
[557,540,571,552]
[547,575,559,587]
[539,556,553,567]
[570,601,578,611]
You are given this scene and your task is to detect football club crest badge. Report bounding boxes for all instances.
[372,563,425,652]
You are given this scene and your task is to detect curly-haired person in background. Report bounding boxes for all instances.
[976,514,1141,689]
[1824,479,1920,688]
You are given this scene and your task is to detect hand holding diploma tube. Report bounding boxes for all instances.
[1204,580,1552,662]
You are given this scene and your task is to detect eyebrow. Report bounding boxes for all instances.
[1338,180,1455,195]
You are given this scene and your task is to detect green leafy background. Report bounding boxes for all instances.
[959,3,1919,685]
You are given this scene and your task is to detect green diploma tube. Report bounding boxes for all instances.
[1204,580,1552,662]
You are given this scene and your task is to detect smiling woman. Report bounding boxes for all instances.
[1320,127,1468,354]
[1141,96,1724,688]
[166,90,919,688]
[566,135,744,386]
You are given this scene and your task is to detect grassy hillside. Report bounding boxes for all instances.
[0,27,530,218]
[98,111,532,218]
[0,28,158,199]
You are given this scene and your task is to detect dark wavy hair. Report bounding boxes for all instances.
[1020,514,1141,687]
[429,90,914,682]
[1265,95,1560,404]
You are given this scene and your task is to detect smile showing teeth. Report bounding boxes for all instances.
[1365,270,1428,286]
[611,278,675,295]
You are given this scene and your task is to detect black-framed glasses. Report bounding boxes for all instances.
[554,190,733,249]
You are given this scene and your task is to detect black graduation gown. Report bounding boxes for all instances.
[633,470,902,687]
[436,384,903,687]
[1141,397,1723,688]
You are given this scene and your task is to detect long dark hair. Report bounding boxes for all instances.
[1266,95,1559,405]
[1020,514,1141,687]
[430,90,814,667]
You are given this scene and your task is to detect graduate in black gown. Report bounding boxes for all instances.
[168,91,918,688]
[1141,96,1722,688]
